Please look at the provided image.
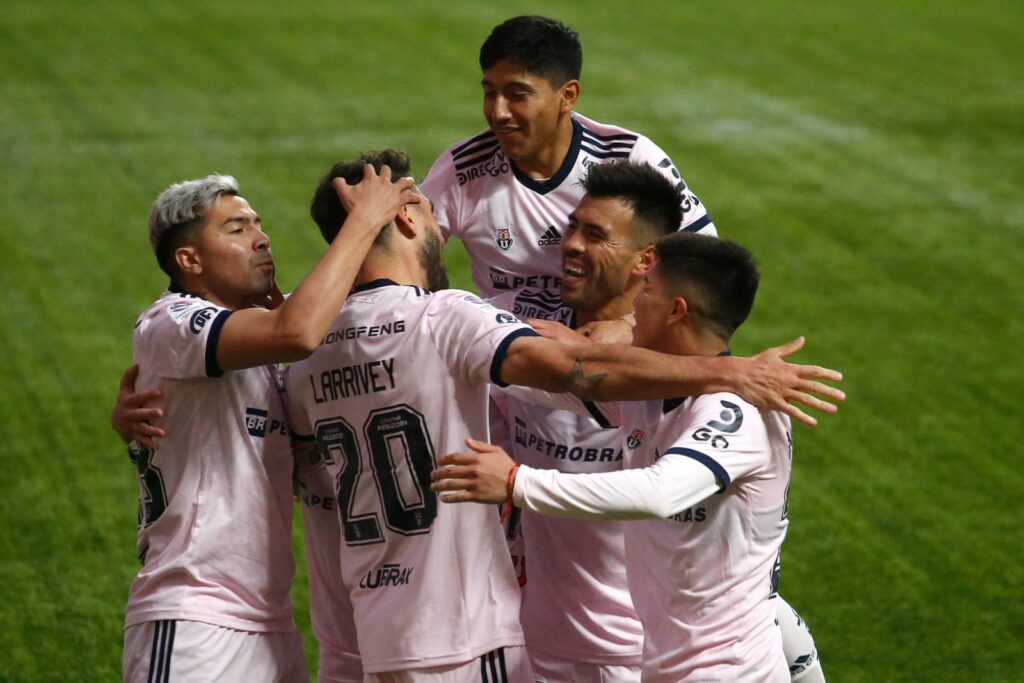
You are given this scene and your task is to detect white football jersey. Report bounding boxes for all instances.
[609,395,791,682]
[292,442,363,682]
[126,289,296,633]
[505,388,792,682]
[284,281,534,674]
[421,112,716,299]
[489,290,643,666]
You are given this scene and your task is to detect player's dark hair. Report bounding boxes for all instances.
[582,161,683,247]
[310,149,413,245]
[479,15,582,85]
[653,233,760,340]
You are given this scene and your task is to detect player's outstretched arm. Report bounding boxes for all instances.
[497,335,844,426]
[432,438,721,520]
[111,364,165,447]
[742,337,844,427]
[215,165,421,371]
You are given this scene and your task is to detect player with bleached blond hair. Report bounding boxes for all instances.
[119,167,417,682]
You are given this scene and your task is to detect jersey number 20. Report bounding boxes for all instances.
[314,404,437,546]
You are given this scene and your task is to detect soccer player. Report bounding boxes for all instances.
[283,150,841,682]
[489,161,825,682]
[420,15,715,302]
[433,232,808,682]
[119,168,417,682]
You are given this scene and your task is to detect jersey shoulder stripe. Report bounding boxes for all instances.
[580,128,639,149]
[452,129,498,158]
[579,131,635,160]
[454,145,502,172]
[580,146,632,160]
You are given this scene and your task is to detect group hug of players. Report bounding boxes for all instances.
[112,15,844,683]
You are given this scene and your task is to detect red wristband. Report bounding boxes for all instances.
[506,463,521,504]
[501,463,521,523]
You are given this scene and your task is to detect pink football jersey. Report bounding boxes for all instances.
[126,289,296,633]
[285,281,535,673]
[421,112,716,299]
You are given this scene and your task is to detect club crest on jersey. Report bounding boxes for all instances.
[494,226,514,251]
[245,407,268,437]
[626,428,645,449]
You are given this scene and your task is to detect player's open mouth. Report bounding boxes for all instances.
[562,260,587,282]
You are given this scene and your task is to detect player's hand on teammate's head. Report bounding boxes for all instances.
[739,337,845,427]
[111,364,165,448]
[332,164,420,227]
[431,438,516,504]
[528,318,591,345]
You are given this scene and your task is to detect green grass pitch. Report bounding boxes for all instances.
[1,1,1021,680]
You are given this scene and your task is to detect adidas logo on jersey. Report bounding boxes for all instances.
[537,226,561,246]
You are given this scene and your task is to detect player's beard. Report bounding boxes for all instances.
[418,230,450,291]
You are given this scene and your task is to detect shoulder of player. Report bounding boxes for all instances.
[432,128,502,173]
[134,290,221,337]
[682,392,772,435]
[573,112,647,160]
[427,288,498,312]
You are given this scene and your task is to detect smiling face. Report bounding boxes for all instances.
[481,59,578,178]
[188,194,275,308]
[560,194,647,320]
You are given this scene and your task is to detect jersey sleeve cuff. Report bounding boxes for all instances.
[489,328,541,387]
[204,309,233,378]
[665,447,731,492]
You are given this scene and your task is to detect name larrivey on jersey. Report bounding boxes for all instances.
[309,358,397,403]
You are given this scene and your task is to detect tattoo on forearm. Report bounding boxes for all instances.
[552,359,608,400]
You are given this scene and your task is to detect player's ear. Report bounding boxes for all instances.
[559,80,580,113]
[631,245,656,276]
[393,205,418,239]
[175,245,202,276]
[668,296,689,324]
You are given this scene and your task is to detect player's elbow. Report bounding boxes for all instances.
[644,497,679,519]
[273,327,323,361]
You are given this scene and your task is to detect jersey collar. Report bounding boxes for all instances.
[511,117,584,196]
[661,349,732,414]
[352,278,400,293]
